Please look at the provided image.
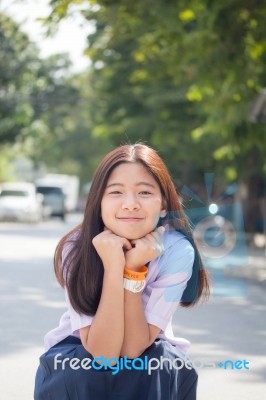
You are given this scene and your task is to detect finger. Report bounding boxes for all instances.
[148,231,162,245]
[156,226,165,235]
[146,226,165,242]
[147,232,164,254]
[121,238,133,250]
[130,238,142,245]
[153,227,165,247]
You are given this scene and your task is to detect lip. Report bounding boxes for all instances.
[117,217,144,222]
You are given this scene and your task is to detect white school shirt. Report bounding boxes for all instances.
[44,228,195,358]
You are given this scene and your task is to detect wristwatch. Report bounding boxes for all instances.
[123,278,146,293]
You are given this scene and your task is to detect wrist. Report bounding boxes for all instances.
[124,266,148,280]
[123,266,148,293]
[124,264,146,272]
[104,269,124,281]
[103,260,125,273]
[123,278,146,293]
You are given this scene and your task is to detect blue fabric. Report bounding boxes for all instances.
[34,337,198,400]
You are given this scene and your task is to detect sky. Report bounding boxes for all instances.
[0,0,93,72]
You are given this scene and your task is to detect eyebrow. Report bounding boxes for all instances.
[106,182,156,189]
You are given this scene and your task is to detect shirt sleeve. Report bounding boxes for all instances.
[144,235,195,332]
[64,287,94,334]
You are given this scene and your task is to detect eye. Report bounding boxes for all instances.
[139,191,152,195]
[109,191,122,194]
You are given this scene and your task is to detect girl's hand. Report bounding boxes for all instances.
[125,226,165,271]
[92,229,132,273]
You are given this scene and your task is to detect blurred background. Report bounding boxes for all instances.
[0,0,265,399]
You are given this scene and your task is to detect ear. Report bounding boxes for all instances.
[160,199,167,218]
[160,210,167,218]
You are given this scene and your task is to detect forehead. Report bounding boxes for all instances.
[107,162,159,186]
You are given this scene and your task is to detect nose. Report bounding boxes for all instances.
[122,195,140,211]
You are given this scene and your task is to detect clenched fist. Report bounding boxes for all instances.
[125,226,165,271]
[92,229,132,273]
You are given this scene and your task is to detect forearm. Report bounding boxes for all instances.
[85,270,124,359]
[120,290,151,359]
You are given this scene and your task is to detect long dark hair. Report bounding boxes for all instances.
[54,143,210,315]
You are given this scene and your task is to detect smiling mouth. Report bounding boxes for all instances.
[117,218,144,221]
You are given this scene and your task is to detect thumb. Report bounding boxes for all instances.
[122,238,133,251]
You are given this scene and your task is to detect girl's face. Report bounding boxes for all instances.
[101,162,166,240]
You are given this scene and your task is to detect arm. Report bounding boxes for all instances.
[79,229,132,360]
[80,269,124,360]
[120,290,160,358]
[120,228,164,358]
[120,228,195,359]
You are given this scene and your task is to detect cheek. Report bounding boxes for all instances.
[148,199,163,225]
[100,199,108,221]
[101,198,118,218]
[148,198,163,212]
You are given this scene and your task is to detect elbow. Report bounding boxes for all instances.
[120,342,151,359]
[89,349,121,362]
[120,334,155,359]
[120,350,143,359]
[83,342,121,362]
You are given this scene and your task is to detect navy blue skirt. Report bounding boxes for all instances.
[34,336,198,400]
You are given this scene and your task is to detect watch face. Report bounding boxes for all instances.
[134,280,146,292]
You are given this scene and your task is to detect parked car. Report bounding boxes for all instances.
[35,174,80,213]
[0,182,43,223]
[35,185,66,220]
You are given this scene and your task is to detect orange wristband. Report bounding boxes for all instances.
[123,266,148,281]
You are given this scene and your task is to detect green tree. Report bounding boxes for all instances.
[0,12,111,185]
[0,13,38,143]
[46,0,266,184]
[28,68,112,184]
[46,0,266,231]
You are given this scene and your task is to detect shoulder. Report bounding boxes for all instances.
[159,228,195,275]
[162,228,192,247]
[163,228,195,256]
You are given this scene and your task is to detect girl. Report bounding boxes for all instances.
[34,143,209,400]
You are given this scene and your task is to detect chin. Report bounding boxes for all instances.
[121,228,153,240]
[125,233,143,240]
[118,231,143,240]
[106,227,144,240]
